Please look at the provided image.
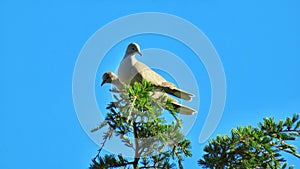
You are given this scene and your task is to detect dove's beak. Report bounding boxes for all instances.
[101,80,106,86]
[137,51,142,56]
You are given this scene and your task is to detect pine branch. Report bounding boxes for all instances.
[199,113,300,168]
[90,81,192,169]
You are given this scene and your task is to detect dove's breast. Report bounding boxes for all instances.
[118,56,137,84]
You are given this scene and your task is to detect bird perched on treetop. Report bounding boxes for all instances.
[101,72,196,115]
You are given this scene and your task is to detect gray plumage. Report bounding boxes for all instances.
[118,43,194,101]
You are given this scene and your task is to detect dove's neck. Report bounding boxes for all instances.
[111,79,123,89]
[123,54,137,64]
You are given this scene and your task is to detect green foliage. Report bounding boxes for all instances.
[90,81,192,169]
[198,114,300,169]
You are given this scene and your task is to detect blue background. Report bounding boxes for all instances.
[1,0,299,168]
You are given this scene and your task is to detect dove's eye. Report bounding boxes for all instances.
[132,48,135,50]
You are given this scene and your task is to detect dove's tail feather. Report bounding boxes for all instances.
[170,102,196,115]
[161,87,194,101]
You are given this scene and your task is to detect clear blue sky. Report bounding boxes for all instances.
[1,0,299,168]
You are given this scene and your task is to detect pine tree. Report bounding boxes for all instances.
[90,81,192,169]
[199,114,300,169]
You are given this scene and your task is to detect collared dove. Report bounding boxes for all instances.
[101,72,196,115]
[118,42,194,101]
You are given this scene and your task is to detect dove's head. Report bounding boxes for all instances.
[125,42,142,57]
[101,72,118,86]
